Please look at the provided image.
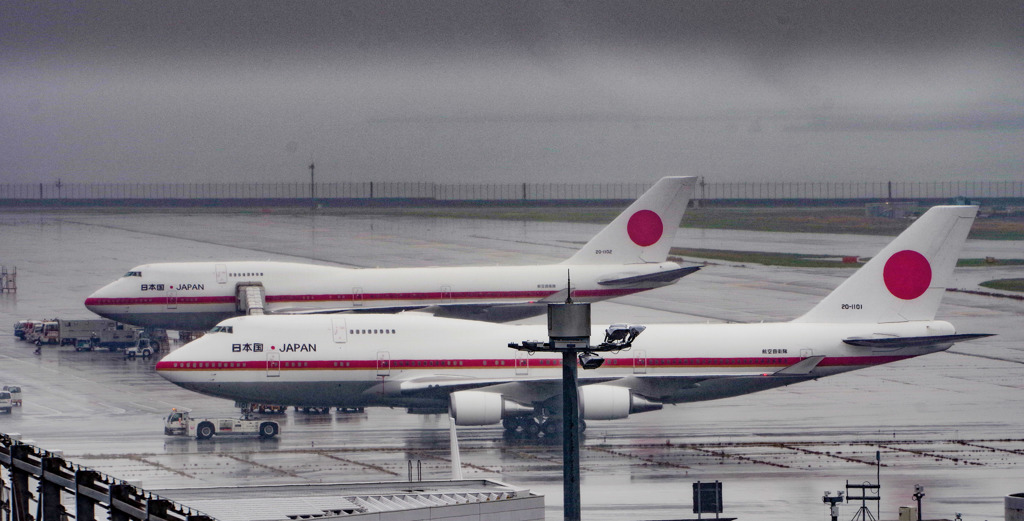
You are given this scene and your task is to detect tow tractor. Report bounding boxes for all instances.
[123,338,156,359]
[164,407,279,440]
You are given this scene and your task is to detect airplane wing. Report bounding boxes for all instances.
[273,266,700,320]
[842,333,993,348]
[533,266,701,303]
[597,266,701,286]
[388,356,823,405]
[773,355,825,375]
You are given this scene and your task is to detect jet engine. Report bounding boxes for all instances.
[579,385,661,421]
[449,391,533,426]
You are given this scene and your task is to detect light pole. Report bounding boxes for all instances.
[912,484,925,521]
[508,288,645,520]
[823,491,844,521]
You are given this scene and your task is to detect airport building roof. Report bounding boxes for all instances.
[154,479,544,521]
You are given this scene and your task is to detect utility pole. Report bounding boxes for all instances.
[309,162,316,210]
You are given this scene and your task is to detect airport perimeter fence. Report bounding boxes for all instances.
[1,180,1022,206]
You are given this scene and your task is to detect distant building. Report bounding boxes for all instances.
[865,202,919,219]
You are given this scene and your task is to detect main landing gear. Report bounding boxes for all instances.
[502,415,586,440]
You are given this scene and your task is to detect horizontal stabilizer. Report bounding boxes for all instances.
[773,355,826,376]
[842,333,994,348]
[598,266,701,286]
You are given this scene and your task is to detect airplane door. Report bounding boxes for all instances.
[332,318,348,343]
[352,287,363,307]
[515,351,529,376]
[215,264,228,284]
[633,349,647,374]
[166,288,177,310]
[267,351,281,377]
[376,351,390,377]
[441,285,453,303]
[800,349,813,359]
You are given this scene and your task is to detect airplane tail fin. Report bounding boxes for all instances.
[793,205,977,324]
[562,176,696,265]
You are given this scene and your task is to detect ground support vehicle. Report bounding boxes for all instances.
[54,319,119,346]
[26,320,59,345]
[13,320,39,340]
[2,386,22,406]
[99,327,145,351]
[0,391,12,414]
[252,404,287,414]
[123,338,156,359]
[27,319,105,345]
[295,406,331,414]
[164,409,279,440]
[24,318,156,349]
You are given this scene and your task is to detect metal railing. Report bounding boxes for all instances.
[1,180,1021,202]
[1,433,214,521]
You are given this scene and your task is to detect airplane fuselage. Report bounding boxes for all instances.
[156,313,956,410]
[86,260,684,330]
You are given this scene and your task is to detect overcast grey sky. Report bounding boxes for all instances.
[2,1,1023,185]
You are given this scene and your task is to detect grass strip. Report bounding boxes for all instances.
[669,248,862,268]
[979,279,1024,293]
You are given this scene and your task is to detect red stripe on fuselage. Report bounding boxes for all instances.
[155,355,914,372]
[85,296,235,307]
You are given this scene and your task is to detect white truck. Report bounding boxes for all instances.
[2,386,22,407]
[164,409,280,440]
[27,319,132,347]
[0,391,12,414]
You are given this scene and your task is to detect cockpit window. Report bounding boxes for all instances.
[123,271,142,277]
[210,325,234,334]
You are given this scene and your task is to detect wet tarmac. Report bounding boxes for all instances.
[1,211,1022,521]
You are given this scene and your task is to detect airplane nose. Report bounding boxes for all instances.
[155,338,203,383]
[84,290,102,312]
[84,281,121,315]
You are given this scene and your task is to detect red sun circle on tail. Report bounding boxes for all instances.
[626,210,664,247]
[883,250,932,300]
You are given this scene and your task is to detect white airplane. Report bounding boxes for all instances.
[85,177,698,330]
[157,206,991,435]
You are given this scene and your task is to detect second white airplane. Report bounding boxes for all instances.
[86,177,698,330]
[157,206,991,435]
